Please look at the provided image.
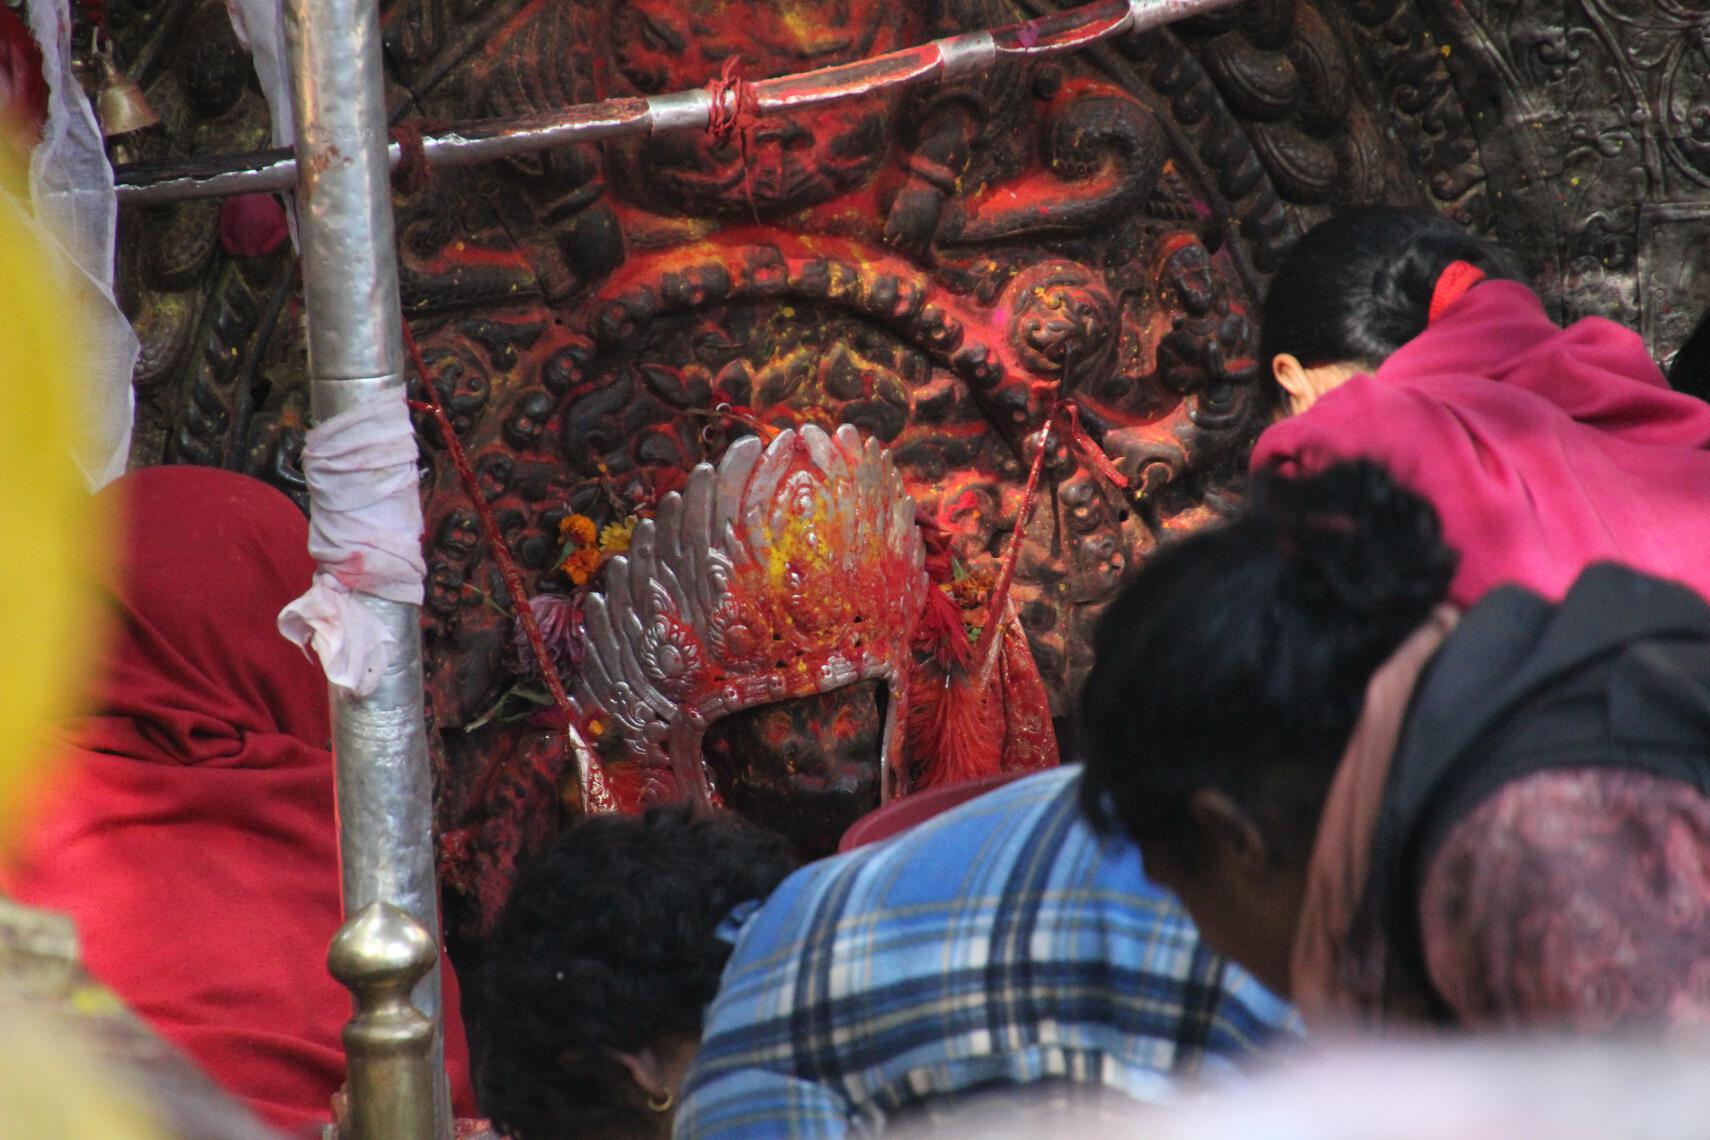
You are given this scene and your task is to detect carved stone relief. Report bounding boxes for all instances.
[1429,0,1710,360]
[98,0,1710,937]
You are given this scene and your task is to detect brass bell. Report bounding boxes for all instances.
[93,51,158,139]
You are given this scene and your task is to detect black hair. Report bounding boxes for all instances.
[472,806,798,1140]
[1077,460,1457,869]
[1667,306,1710,403]
[1259,207,1526,370]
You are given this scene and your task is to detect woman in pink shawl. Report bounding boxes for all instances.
[1252,206,1710,607]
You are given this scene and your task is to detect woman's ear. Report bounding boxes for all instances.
[1187,789,1271,873]
[1271,355,1365,415]
[1271,354,1314,415]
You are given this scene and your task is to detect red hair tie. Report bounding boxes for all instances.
[1428,260,1486,324]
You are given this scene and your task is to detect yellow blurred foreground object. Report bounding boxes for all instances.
[0,154,103,853]
[0,998,166,1140]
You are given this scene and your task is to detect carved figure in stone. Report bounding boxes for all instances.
[1154,234,1260,423]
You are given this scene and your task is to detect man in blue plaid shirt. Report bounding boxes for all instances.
[674,766,1297,1138]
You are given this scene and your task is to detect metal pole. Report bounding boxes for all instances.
[115,0,1240,207]
[279,0,449,1130]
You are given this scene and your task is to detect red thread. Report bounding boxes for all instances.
[401,321,616,814]
[971,394,1128,676]
[388,122,432,195]
[969,395,1126,681]
[967,406,1054,682]
[706,56,757,144]
[706,55,761,220]
[1428,259,1486,324]
[1062,403,1129,493]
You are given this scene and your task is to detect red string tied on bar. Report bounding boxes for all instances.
[401,321,616,814]
[388,122,432,195]
[706,55,757,145]
[706,55,761,220]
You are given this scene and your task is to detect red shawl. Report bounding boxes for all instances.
[0,466,473,1132]
[1254,280,1710,605]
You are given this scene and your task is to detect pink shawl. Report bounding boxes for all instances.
[1254,281,1710,606]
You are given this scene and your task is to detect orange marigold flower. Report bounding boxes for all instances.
[949,572,993,610]
[560,546,604,585]
[598,515,639,555]
[558,513,597,548]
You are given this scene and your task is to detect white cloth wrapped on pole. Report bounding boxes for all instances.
[278,395,426,696]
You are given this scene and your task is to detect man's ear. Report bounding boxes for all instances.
[1187,789,1270,872]
[1271,353,1313,413]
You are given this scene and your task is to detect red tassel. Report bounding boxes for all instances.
[906,655,1003,790]
[907,559,993,788]
[992,623,1059,773]
[915,585,972,669]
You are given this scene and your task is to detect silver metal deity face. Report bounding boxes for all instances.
[572,423,928,808]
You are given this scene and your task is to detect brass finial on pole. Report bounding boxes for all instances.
[328,903,437,1140]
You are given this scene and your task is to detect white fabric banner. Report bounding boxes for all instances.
[223,0,298,244]
[223,0,294,149]
[24,0,138,489]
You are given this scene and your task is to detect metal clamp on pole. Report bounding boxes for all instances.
[328,903,437,1140]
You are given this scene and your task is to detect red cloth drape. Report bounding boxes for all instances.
[1254,280,1710,606]
[0,466,474,1132]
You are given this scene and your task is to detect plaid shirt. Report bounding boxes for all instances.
[675,767,1297,1138]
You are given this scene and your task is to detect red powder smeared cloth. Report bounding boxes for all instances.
[1254,280,1710,605]
[0,467,474,1132]
[277,394,427,697]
